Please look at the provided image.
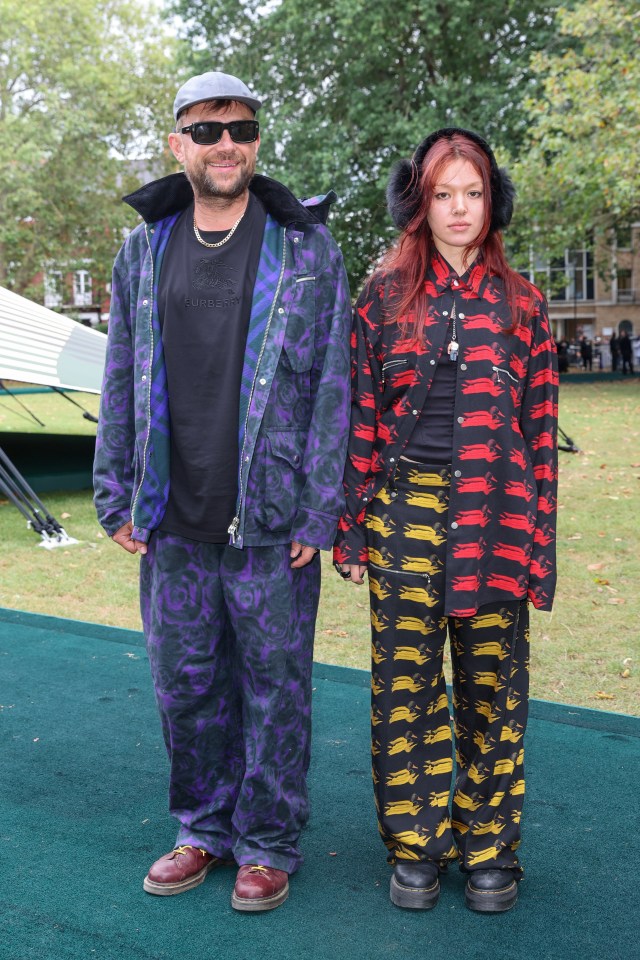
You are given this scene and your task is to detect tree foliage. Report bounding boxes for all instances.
[0,0,176,297]
[512,0,640,261]
[172,0,561,288]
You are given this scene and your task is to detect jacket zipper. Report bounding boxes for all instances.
[368,560,431,583]
[228,227,289,544]
[381,358,408,386]
[131,225,155,528]
[492,364,518,384]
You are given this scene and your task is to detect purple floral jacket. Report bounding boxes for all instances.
[93,173,351,551]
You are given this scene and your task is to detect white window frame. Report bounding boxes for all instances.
[73,269,93,308]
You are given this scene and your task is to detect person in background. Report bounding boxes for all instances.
[619,329,634,375]
[94,70,351,912]
[609,332,620,372]
[580,335,593,372]
[556,339,569,374]
[334,128,558,914]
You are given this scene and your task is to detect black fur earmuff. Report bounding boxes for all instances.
[386,127,515,233]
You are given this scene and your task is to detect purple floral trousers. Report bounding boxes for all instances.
[139,530,321,874]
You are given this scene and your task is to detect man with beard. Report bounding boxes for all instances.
[93,72,351,911]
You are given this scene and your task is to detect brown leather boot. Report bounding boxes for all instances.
[231,864,289,912]
[143,845,233,896]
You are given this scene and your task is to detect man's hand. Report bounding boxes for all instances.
[112,521,147,555]
[340,563,368,585]
[290,541,319,569]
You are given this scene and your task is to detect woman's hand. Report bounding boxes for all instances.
[339,563,368,585]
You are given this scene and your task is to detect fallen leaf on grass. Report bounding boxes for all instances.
[594,691,615,700]
[567,534,582,541]
[96,532,104,538]
[621,669,631,679]
[607,598,625,605]
[61,512,71,519]
[587,562,606,572]
[593,577,610,585]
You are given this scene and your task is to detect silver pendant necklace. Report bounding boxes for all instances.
[447,301,459,362]
[193,210,244,248]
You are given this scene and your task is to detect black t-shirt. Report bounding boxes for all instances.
[158,194,266,541]
[404,328,458,465]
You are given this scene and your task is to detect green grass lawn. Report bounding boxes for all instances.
[0,381,638,715]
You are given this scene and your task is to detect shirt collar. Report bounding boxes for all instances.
[427,252,491,298]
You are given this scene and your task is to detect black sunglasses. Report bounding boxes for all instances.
[180,119,259,145]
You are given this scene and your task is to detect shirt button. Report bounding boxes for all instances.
[142,299,148,306]
[141,375,147,381]
[293,237,300,243]
[278,307,284,314]
[460,363,467,371]
[363,497,369,503]
[457,416,464,424]
[459,312,465,319]
[244,456,249,462]
[454,470,461,477]
[390,491,398,499]
[389,458,395,463]
[450,521,459,529]
[430,359,436,365]
[259,378,266,385]
[453,280,459,287]
[442,310,449,317]
[412,409,419,416]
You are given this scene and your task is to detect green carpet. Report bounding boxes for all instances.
[1,607,638,960]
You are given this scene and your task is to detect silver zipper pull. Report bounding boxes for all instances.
[228,516,239,543]
[492,364,518,384]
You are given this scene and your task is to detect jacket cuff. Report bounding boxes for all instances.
[98,507,133,539]
[527,583,554,611]
[333,523,367,565]
[131,525,151,544]
[291,507,340,552]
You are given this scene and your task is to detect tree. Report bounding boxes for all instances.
[512,0,640,262]
[0,0,177,298]
[171,0,561,287]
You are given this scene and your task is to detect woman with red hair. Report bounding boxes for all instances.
[334,129,558,913]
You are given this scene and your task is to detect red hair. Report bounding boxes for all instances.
[378,134,537,339]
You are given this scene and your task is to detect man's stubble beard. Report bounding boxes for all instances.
[186,154,255,203]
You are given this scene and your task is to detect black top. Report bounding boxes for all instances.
[404,325,458,464]
[158,193,266,541]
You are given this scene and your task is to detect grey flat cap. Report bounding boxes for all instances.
[173,71,262,120]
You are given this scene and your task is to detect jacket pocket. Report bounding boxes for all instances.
[260,429,306,531]
[282,278,316,372]
[381,358,408,386]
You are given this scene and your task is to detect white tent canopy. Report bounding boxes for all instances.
[0,285,106,394]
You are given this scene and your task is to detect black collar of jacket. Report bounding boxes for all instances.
[122,171,333,227]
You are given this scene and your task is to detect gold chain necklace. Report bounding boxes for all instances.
[193,210,244,248]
